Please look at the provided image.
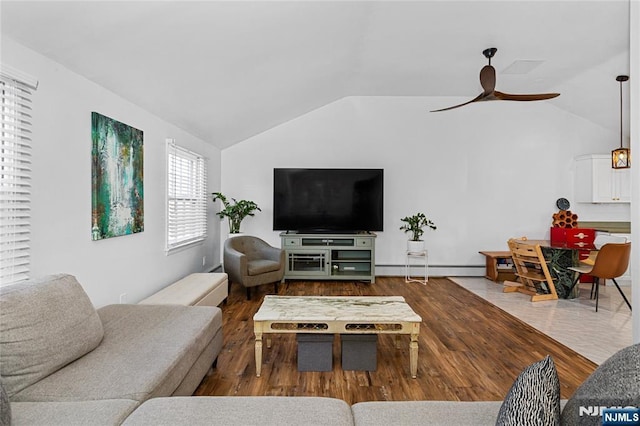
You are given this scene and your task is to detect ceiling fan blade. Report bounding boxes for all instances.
[494,91,560,101]
[430,93,486,112]
[479,65,496,95]
[431,48,559,112]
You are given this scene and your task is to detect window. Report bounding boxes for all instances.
[166,139,207,252]
[0,67,37,286]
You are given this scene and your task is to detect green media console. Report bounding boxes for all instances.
[280,232,376,283]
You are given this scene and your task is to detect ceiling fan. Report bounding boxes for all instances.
[430,47,560,112]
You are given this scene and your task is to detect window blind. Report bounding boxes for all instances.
[166,139,207,252]
[0,71,35,285]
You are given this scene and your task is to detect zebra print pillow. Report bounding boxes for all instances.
[495,355,561,426]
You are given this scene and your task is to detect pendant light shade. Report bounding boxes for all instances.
[612,75,630,169]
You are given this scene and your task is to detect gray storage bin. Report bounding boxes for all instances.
[341,334,377,371]
[296,333,334,372]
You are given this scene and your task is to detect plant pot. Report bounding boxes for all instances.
[407,240,425,253]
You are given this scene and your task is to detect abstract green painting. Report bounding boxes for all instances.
[91,112,144,240]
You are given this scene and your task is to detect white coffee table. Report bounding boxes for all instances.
[253,295,422,378]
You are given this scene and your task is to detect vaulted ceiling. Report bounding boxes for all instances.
[1,1,631,149]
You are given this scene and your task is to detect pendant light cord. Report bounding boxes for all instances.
[616,75,629,149]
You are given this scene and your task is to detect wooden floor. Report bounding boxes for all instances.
[194,277,597,405]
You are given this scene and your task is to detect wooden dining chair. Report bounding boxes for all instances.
[504,238,558,302]
[568,242,631,312]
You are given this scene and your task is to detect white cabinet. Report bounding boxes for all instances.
[574,154,631,203]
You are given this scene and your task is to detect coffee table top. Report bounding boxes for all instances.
[253,295,422,322]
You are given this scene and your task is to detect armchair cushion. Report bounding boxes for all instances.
[248,259,282,276]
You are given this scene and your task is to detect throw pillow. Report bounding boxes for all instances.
[561,343,640,426]
[0,274,104,398]
[0,377,10,426]
[495,355,561,426]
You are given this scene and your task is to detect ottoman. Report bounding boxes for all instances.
[139,273,228,307]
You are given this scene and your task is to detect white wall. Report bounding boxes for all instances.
[630,0,639,344]
[2,38,222,307]
[222,95,629,275]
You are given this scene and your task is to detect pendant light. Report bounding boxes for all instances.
[612,75,630,169]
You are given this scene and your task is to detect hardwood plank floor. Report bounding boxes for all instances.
[194,277,597,404]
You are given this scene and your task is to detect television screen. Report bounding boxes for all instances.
[273,168,383,232]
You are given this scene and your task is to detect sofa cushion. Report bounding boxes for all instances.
[11,304,222,403]
[0,274,104,398]
[351,400,503,426]
[10,399,138,426]
[1,377,10,426]
[122,396,354,426]
[496,355,560,426]
[561,343,640,426]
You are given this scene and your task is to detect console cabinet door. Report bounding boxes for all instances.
[285,249,330,277]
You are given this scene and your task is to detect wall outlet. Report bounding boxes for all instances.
[202,256,206,266]
[119,293,127,304]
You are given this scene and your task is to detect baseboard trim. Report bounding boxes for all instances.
[207,264,223,273]
[375,264,485,277]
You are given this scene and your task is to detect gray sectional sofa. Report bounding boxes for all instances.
[0,274,223,425]
[1,274,638,426]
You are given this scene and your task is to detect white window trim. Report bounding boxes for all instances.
[0,65,38,90]
[0,67,37,286]
[165,138,207,254]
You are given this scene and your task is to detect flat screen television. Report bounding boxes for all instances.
[273,168,384,232]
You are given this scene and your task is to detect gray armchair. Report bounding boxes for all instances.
[223,235,285,300]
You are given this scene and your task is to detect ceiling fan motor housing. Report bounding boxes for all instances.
[483,47,497,60]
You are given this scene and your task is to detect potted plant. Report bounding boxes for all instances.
[400,212,436,252]
[212,192,261,234]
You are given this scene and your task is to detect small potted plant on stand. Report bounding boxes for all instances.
[400,212,437,253]
[212,192,261,235]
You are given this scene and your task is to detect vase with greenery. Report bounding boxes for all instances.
[212,192,261,234]
[400,212,436,251]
